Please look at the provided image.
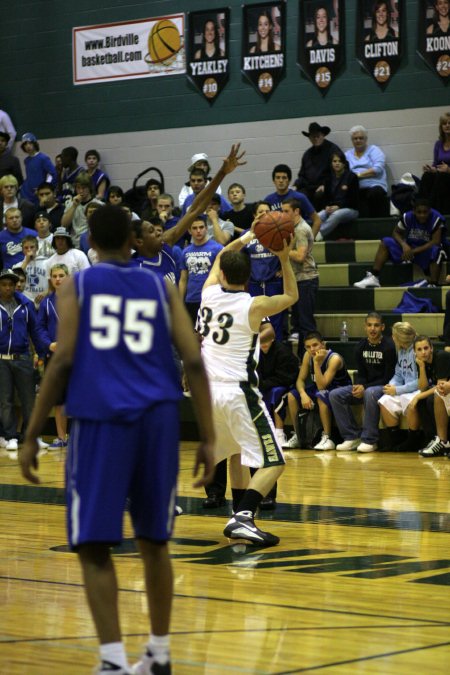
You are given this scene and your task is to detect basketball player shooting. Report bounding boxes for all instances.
[197,221,298,547]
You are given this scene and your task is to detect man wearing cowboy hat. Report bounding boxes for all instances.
[294,121,342,210]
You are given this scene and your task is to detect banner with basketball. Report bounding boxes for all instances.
[417,0,450,83]
[356,0,403,89]
[186,9,230,103]
[297,0,345,94]
[73,14,185,85]
[241,2,286,100]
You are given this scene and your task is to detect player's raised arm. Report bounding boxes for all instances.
[163,143,246,247]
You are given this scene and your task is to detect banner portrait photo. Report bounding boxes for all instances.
[187,9,230,103]
[356,0,402,89]
[417,0,450,83]
[241,2,286,100]
[298,0,345,94]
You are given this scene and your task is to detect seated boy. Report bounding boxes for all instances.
[258,322,300,448]
[354,198,446,288]
[329,311,396,454]
[284,331,352,450]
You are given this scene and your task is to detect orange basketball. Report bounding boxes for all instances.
[254,211,294,251]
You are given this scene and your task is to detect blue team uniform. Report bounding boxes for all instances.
[264,189,315,222]
[132,243,179,284]
[65,262,182,548]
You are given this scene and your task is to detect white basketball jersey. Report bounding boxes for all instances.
[198,284,259,384]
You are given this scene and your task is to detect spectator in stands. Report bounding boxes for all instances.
[245,201,284,341]
[181,167,230,216]
[264,163,321,237]
[61,172,102,248]
[378,321,418,450]
[140,178,163,220]
[0,132,23,184]
[294,122,341,210]
[20,133,57,206]
[37,263,70,450]
[45,227,90,276]
[107,185,125,206]
[418,349,450,457]
[205,193,234,245]
[179,216,223,324]
[17,235,49,307]
[0,268,46,458]
[0,207,37,268]
[79,202,105,256]
[419,111,450,215]
[354,198,446,288]
[345,125,389,217]
[223,183,254,235]
[315,150,359,241]
[0,110,16,152]
[426,0,450,35]
[33,211,54,259]
[282,198,319,345]
[394,335,437,452]
[84,149,110,200]
[59,146,83,205]
[35,183,64,231]
[156,193,186,248]
[178,153,222,208]
[283,331,352,450]
[258,323,300,448]
[330,312,396,454]
[0,175,35,228]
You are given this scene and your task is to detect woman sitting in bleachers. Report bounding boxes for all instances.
[418,111,450,216]
[345,125,389,217]
[315,150,359,241]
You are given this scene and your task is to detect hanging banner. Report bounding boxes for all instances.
[73,14,185,85]
[241,2,286,100]
[417,0,450,83]
[187,9,230,103]
[298,0,345,94]
[356,0,403,89]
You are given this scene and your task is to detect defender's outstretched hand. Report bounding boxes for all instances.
[222,143,246,175]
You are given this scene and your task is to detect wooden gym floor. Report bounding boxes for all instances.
[1,442,450,674]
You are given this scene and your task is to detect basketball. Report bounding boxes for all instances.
[146,19,182,65]
[254,211,295,251]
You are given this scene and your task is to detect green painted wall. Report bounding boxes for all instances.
[2,1,447,140]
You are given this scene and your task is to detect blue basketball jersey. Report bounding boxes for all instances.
[65,262,182,421]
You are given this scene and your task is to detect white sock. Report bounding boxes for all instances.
[148,634,170,664]
[99,642,128,669]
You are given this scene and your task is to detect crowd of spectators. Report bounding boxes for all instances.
[0,112,449,460]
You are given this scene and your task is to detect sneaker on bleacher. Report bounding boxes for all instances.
[353,271,380,289]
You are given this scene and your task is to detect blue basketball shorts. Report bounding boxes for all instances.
[66,401,179,549]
